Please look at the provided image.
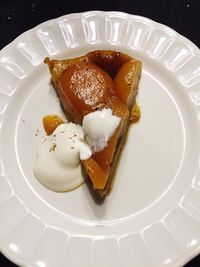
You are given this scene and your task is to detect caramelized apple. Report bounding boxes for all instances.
[87,50,132,78]
[43,115,64,135]
[58,61,115,123]
[82,157,109,190]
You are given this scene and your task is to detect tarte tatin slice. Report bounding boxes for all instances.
[45,50,142,196]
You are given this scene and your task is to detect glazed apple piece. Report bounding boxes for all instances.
[87,50,132,78]
[43,115,64,135]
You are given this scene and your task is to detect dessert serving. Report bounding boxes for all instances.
[34,50,142,196]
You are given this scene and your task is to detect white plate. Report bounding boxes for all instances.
[0,11,200,267]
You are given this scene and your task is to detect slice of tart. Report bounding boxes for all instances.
[45,50,142,196]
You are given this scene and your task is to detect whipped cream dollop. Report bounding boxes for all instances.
[83,108,121,153]
[34,109,120,192]
[34,123,92,191]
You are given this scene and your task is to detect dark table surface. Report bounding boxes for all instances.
[0,0,199,266]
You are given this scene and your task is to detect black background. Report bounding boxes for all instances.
[0,0,200,266]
